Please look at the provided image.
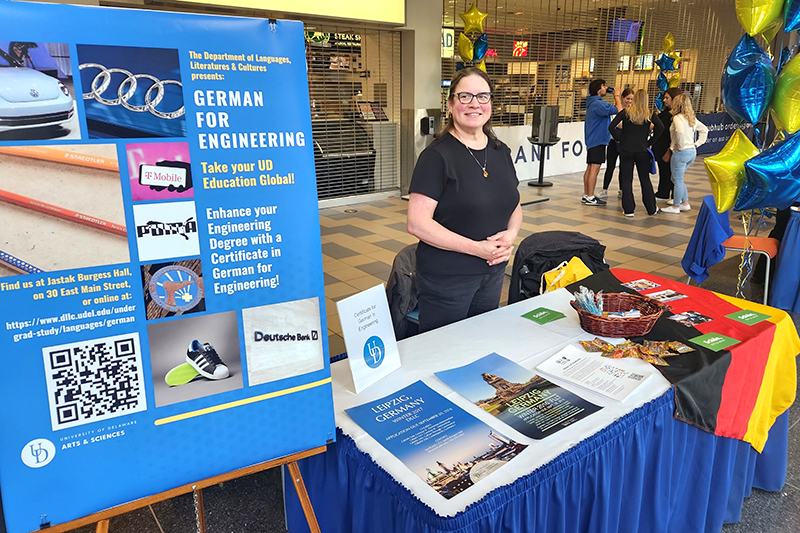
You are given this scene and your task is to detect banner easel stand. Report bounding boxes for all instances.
[36,446,326,533]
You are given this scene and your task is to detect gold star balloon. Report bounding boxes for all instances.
[668,74,681,88]
[662,32,675,53]
[704,129,760,212]
[769,129,786,148]
[735,0,783,36]
[772,52,800,134]
[475,60,486,73]
[460,3,487,34]
[769,109,785,141]
[760,16,783,55]
[457,32,473,62]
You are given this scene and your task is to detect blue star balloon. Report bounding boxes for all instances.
[655,54,677,71]
[721,34,776,124]
[455,62,466,72]
[657,72,668,91]
[735,132,800,211]
[473,33,489,62]
[654,92,664,111]
[786,0,800,32]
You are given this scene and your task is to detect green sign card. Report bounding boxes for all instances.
[688,332,741,352]
[725,309,772,326]
[522,307,566,325]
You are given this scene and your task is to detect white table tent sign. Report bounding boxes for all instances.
[336,284,401,394]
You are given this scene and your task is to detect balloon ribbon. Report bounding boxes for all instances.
[735,212,754,299]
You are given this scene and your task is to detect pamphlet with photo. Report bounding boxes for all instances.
[435,353,602,440]
[345,380,528,500]
[646,289,688,303]
[621,279,660,291]
[669,310,713,327]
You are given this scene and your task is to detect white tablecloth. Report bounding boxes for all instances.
[330,288,671,517]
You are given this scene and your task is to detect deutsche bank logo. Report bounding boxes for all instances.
[21,438,56,468]
[363,336,385,369]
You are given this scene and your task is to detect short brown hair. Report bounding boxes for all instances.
[589,79,606,96]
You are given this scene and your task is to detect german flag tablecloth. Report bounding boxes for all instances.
[569,268,799,452]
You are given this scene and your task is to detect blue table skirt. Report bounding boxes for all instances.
[285,388,789,533]
[770,209,800,313]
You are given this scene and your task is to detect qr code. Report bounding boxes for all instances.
[42,333,147,431]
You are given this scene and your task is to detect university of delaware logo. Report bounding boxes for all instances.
[21,438,56,468]
[363,335,385,369]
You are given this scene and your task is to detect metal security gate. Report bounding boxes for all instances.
[305,28,401,200]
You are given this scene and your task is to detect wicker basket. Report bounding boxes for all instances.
[569,292,666,338]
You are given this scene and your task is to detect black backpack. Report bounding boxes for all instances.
[508,231,608,304]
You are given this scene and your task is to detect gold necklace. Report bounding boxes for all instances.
[456,134,488,177]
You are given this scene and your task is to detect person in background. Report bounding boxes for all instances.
[526,85,538,112]
[582,79,622,206]
[598,87,634,200]
[407,67,522,333]
[662,94,708,214]
[608,89,664,217]
[652,87,684,201]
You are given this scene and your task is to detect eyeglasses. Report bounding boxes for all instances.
[455,92,492,104]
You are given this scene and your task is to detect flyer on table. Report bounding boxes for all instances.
[536,345,654,402]
[345,380,528,500]
[0,3,334,532]
[435,352,602,440]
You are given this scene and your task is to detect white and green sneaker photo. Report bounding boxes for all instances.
[164,363,201,386]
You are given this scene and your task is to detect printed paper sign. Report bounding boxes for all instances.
[726,310,771,326]
[688,332,741,351]
[521,307,565,325]
[336,284,401,393]
[536,345,654,402]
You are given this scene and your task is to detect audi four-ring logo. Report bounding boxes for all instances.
[79,63,184,119]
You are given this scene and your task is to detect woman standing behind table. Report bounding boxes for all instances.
[652,87,684,201]
[608,89,664,217]
[598,88,634,199]
[662,94,708,214]
[407,67,522,333]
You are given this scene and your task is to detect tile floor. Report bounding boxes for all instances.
[67,156,799,532]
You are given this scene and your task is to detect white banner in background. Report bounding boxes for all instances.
[496,122,601,181]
